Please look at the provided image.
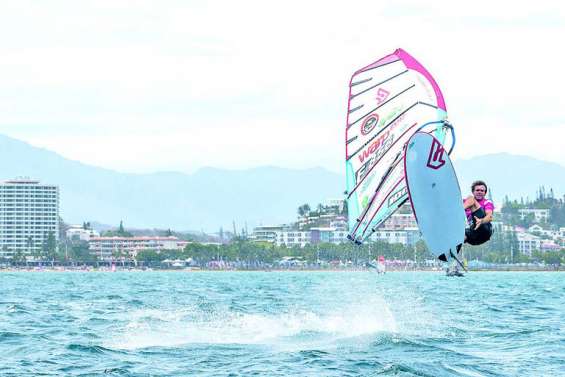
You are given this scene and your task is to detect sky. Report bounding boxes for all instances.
[0,0,563,174]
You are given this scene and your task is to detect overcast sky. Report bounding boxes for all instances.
[0,0,563,174]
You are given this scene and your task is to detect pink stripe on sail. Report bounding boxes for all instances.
[354,52,400,75]
[395,48,446,111]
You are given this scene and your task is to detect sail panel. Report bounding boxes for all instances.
[345,49,448,242]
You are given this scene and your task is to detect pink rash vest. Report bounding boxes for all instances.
[464,198,494,222]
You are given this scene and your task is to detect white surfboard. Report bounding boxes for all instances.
[404,132,466,260]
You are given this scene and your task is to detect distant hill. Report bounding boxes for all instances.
[0,134,563,230]
[453,153,565,204]
[0,134,342,231]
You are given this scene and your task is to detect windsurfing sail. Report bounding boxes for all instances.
[345,48,451,244]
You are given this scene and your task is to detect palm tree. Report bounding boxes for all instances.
[26,236,34,267]
[298,204,311,217]
[13,249,24,267]
[43,232,57,267]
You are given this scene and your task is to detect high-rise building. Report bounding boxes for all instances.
[0,178,59,258]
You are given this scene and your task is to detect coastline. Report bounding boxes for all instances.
[1,266,562,273]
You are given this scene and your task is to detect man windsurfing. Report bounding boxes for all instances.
[444,180,494,271]
[462,180,494,246]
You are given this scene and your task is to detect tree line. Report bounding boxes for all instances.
[501,186,565,227]
[4,237,562,267]
[135,239,432,266]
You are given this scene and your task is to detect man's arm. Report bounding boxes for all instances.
[483,209,493,223]
[474,209,493,230]
[464,195,480,211]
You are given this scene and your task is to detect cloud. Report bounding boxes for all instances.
[452,115,565,165]
[0,0,563,172]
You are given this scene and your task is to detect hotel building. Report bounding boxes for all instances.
[88,236,189,261]
[251,225,286,243]
[516,232,542,256]
[0,178,59,257]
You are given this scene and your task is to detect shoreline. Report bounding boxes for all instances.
[1,267,562,273]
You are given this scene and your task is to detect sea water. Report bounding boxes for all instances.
[1,271,563,376]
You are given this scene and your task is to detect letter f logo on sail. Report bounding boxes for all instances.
[426,138,446,169]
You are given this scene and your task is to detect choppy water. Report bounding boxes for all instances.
[0,271,563,376]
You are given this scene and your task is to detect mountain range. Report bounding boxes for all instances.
[1,134,563,231]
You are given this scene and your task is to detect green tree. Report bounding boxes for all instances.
[26,235,40,262]
[340,202,348,216]
[537,250,564,265]
[520,213,535,228]
[414,240,431,262]
[112,248,130,267]
[69,241,97,264]
[103,221,134,237]
[59,217,69,241]
[298,204,311,217]
[12,249,25,266]
[549,200,565,227]
[42,232,58,264]
[136,249,163,265]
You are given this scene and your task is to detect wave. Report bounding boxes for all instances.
[0,331,25,340]
[66,343,123,355]
[104,298,398,350]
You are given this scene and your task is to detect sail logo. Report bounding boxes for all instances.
[375,88,390,105]
[355,133,394,183]
[388,186,407,207]
[357,114,406,164]
[426,138,446,169]
[361,114,379,135]
[358,130,390,163]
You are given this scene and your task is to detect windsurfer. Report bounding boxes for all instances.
[440,180,494,264]
[462,180,494,246]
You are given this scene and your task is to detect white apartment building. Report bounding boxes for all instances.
[66,225,100,242]
[89,236,188,261]
[324,198,345,211]
[0,178,59,257]
[381,214,418,230]
[275,231,311,247]
[329,217,348,231]
[251,225,285,243]
[516,232,541,256]
[527,224,551,237]
[274,228,349,248]
[518,209,550,223]
[371,230,409,244]
[526,225,565,247]
[370,227,421,246]
[311,227,349,244]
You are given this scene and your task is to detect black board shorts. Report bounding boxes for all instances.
[465,208,492,246]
